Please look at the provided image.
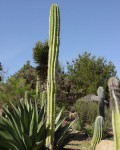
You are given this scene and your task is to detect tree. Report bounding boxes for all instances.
[0,77,30,106]
[12,61,37,89]
[0,61,37,105]
[33,41,48,83]
[0,62,2,82]
[67,51,116,98]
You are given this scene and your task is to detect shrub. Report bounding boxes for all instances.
[75,100,112,138]
[75,100,99,132]
[103,107,112,138]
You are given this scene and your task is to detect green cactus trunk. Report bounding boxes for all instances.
[91,116,104,150]
[97,86,105,118]
[108,77,120,150]
[46,4,60,150]
[111,90,120,150]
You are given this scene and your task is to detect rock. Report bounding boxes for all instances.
[78,94,99,102]
[96,140,114,150]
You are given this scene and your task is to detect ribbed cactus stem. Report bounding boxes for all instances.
[46,4,60,150]
[108,77,120,150]
[112,90,120,150]
[97,86,105,118]
[91,116,104,150]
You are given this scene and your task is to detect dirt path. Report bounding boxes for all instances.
[64,132,91,150]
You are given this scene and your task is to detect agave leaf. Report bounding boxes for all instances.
[55,108,63,124]
[22,103,31,134]
[32,141,44,150]
[29,108,35,136]
[23,133,32,149]
[55,118,65,132]
[55,119,75,150]
[30,102,39,143]
[0,117,19,140]
[0,131,25,150]
[36,122,46,142]
[10,102,20,117]
[3,106,23,140]
[37,119,45,133]
[0,140,18,150]
[38,105,45,123]
[0,130,12,140]
[9,106,23,135]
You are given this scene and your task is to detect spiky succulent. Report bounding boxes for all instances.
[0,96,46,150]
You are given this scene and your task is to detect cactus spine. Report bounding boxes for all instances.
[108,77,120,150]
[91,116,104,150]
[97,86,105,118]
[46,4,60,150]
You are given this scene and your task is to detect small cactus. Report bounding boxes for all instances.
[97,86,105,118]
[91,116,104,150]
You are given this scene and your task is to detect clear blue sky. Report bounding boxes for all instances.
[0,1,120,79]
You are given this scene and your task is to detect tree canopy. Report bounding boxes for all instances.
[33,41,48,82]
[0,61,37,105]
[67,51,116,98]
[0,62,2,81]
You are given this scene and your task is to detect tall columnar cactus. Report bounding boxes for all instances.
[46,4,60,150]
[97,86,105,118]
[108,77,120,150]
[91,116,104,150]
[36,75,40,99]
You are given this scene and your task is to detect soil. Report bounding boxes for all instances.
[63,131,113,150]
[63,132,91,150]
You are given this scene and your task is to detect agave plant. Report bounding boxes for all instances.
[54,109,74,150]
[0,97,74,150]
[0,97,46,150]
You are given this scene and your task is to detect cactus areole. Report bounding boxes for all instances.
[46,4,60,150]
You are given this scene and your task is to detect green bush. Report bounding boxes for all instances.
[75,100,112,138]
[103,107,112,138]
[75,100,99,132]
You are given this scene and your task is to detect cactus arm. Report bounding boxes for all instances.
[46,4,60,150]
[91,116,104,150]
[112,90,120,150]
